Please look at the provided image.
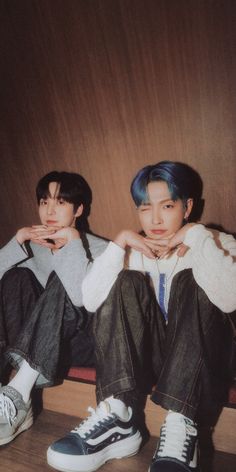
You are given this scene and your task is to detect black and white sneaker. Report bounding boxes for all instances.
[149,411,199,472]
[47,398,142,472]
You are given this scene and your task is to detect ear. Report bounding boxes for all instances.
[74,204,83,218]
[184,199,193,219]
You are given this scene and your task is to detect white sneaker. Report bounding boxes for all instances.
[149,411,199,471]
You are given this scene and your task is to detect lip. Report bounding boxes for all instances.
[46,220,58,226]
[150,229,166,235]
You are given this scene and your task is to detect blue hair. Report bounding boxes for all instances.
[130,161,202,216]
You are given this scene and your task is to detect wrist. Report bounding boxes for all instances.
[184,224,210,247]
[16,231,25,245]
[114,231,127,249]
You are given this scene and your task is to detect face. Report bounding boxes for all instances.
[137,180,193,239]
[38,182,83,227]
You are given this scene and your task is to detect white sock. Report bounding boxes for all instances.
[8,360,39,403]
[105,396,130,421]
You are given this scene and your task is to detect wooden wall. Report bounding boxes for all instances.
[0,0,236,246]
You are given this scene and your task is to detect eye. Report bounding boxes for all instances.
[57,198,66,205]
[39,199,47,206]
[139,205,151,212]
[163,201,175,209]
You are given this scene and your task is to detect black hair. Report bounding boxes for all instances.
[36,171,92,233]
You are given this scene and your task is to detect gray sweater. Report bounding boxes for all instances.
[0,234,108,307]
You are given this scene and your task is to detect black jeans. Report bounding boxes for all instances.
[93,269,233,423]
[0,268,94,386]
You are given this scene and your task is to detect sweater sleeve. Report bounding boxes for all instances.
[184,224,236,313]
[52,235,108,307]
[82,241,125,312]
[0,237,30,279]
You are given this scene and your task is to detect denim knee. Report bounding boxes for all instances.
[1,267,37,286]
[117,269,148,291]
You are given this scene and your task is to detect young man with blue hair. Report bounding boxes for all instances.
[47,161,236,472]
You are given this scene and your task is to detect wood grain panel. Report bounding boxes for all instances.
[0,0,236,245]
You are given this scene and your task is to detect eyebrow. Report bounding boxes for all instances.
[158,198,175,203]
[140,198,175,205]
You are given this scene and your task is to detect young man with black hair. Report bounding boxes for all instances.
[0,171,107,445]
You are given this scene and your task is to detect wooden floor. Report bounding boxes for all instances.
[0,409,236,472]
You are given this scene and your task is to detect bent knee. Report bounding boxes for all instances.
[1,267,35,285]
[117,269,148,291]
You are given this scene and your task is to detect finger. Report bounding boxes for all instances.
[139,245,156,259]
[145,233,175,243]
[145,242,170,256]
[31,239,55,248]
[157,246,175,259]
[31,230,56,239]
[27,229,39,236]
[54,242,66,249]
[177,244,189,257]
[145,238,171,248]
[145,241,167,253]
[54,238,67,245]
[39,227,56,233]
[158,251,171,259]
[33,231,58,240]
[45,225,62,231]
[142,250,156,259]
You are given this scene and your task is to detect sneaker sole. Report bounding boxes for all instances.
[148,460,201,472]
[47,430,142,472]
[0,410,34,446]
[148,467,201,472]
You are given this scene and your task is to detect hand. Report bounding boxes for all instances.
[115,230,157,259]
[152,223,196,258]
[16,225,56,245]
[33,226,80,250]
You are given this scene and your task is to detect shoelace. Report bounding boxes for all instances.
[157,417,197,463]
[0,393,16,425]
[72,402,113,438]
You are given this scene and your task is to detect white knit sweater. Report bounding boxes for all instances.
[82,224,236,313]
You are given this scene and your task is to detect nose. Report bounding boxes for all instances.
[47,199,56,215]
[152,207,162,225]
